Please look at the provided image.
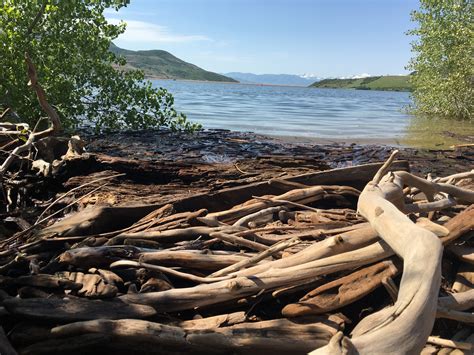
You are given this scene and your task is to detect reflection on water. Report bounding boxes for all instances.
[401,115,474,149]
[151,80,473,148]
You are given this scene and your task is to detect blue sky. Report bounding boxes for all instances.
[106,0,420,77]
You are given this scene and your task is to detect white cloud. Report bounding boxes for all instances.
[107,18,211,44]
[338,73,372,79]
[299,73,320,79]
[351,73,371,79]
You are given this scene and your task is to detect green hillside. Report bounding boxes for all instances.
[310,75,411,92]
[110,44,237,82]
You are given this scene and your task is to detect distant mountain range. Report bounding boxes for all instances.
[310,75,411,92]
[110,44,410,91]
[110,43,237,82]
[224,72,320,86]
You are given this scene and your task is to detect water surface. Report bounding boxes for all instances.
[152,80,473,148]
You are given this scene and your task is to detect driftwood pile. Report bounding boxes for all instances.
[0,148,473,354]
[2,55,474,355]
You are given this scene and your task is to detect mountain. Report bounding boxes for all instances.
[224,72,319,86]
[110,44,237,83]
[310,75,411,92]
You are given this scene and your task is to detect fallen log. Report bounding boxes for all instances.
[438,289,474,311]
[35,161,409,239]
[209,237,301,277]
[311,150,444,354]
[282,259,400,317]
[58,245,142,268]
[119,241,393,311]
[139,250,256,271]
[49,316,342,354]
[2,297,157,321]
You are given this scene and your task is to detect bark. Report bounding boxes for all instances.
[49,317,342,354]
[3,297,157,321]
[282,259,400,317]
[311,151,444,354]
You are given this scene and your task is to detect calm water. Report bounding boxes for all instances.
[152,80,474,147]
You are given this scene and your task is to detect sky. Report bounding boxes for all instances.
[106,0,420,77]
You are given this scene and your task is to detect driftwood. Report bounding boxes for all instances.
[48,316,342,354]
[438,289,474,311]
[3,297,157,321]
[311,151,444,354]
[140,250,256,271]
[452,264,474,293]
[1,146,473,354]
[282,259,400,317]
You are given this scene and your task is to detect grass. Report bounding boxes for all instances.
[110,44,237,83]
[310,75,411,92]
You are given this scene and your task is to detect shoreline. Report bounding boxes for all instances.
[82,126,473,150]
[146,77,311,88]
[146,77,411,91]
[84,128,472,179]
[266,133,401,146]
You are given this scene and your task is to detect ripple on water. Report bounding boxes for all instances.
[151,80,472,147]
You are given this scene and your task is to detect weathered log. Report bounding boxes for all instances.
[282,259,399,317]
[120,241,393,311]
[3,297,157,321]
[207,185,359,223]
[311,151,443,354]
[440,205,474,245]
[3,274,81,290]
[58,245,141,268]
[32,161,410,240]
[38,205,162,237]
[436,308,474,323]
[232,225,379,277]
[167,160,410,214]
[438,289,474,311]
[177,311,247,329]
[209,237,300,277]
[50,316,342,354]
[238,223,366,245]
[115,226,242,243]
[439,169,474,184]
[110,260,232,284]
[436,329,472,355]
[210,231,269,252]
[427,336,473,351]
[233,206,285,228]
[393,171,474,209]
[139,250,255,271]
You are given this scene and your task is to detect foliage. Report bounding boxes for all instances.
[407,0,473,119]
[0,0,200,131]
[310,76,411,92]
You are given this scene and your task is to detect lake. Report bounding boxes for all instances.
[152,80,474,148]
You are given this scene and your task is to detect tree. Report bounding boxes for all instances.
[407,0,473,120]
[0,0,200,131]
